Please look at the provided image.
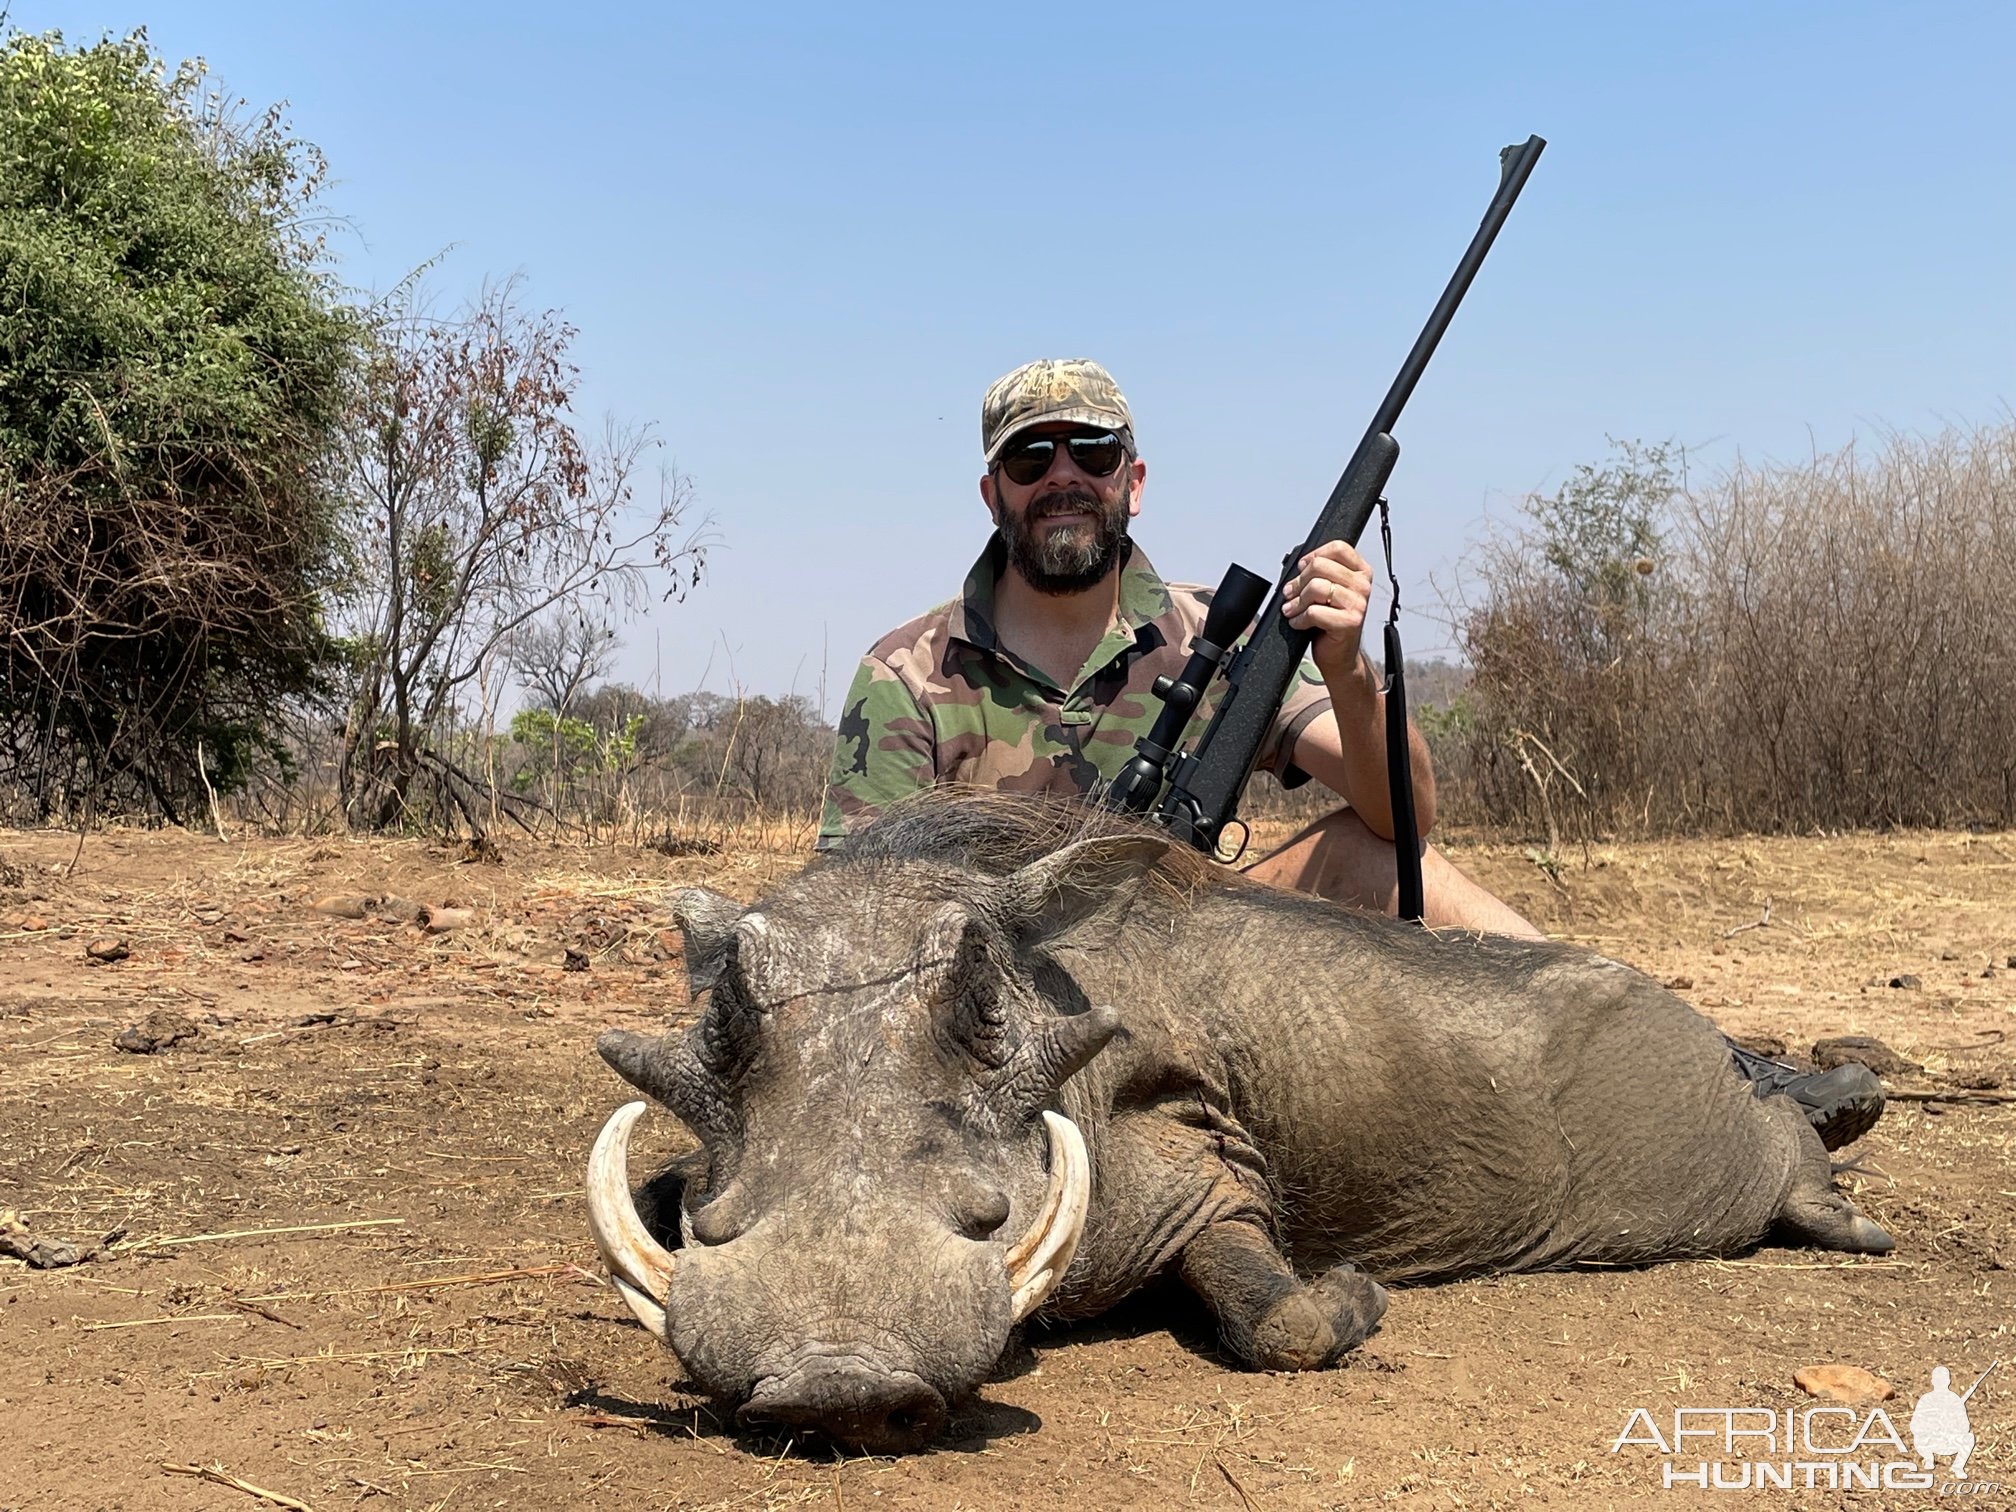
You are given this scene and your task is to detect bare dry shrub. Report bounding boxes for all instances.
[331,283,709,836]
[1685,425,2016,830]
[1452,424,2016,839]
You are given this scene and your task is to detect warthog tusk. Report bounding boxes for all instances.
[1005,1111,1091,1323]
[586,1101,677,1341]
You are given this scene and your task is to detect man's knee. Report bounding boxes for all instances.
[1243,806,1543,938]
[1242,806,1408,910]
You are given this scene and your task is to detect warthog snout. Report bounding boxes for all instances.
[738,1357,949,1454]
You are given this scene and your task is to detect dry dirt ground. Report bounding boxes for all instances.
[3,822,2014,1511]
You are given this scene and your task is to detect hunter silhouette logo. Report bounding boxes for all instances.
[1910,1361,1994,1479]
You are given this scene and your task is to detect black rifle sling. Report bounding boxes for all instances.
[1377,497,1425,923]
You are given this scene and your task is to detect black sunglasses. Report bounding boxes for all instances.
[996,430,1127,487]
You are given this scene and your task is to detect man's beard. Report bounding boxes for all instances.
[999,485,1129,595]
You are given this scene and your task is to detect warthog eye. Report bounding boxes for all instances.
[957,1188,1012,1242]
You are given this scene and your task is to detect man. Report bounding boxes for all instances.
[818,357,1526,931]
[819,359,1883,1145]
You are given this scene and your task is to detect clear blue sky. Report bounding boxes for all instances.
[23,2,2016,710]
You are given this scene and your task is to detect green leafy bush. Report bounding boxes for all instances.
[0,28,357,819]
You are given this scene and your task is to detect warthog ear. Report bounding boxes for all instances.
[666,887,743,997]
[598,1027,736,1146]
[996,834,1174,947]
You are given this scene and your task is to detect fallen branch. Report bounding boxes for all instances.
[161,1462,315,1512]
[1720,898,1772,938]
[1889,1088,2016,1105]
[1707,1258,1912,1271]
[227,1298,305,1329]
[414,745,546,836]
[569,1410,655,1432]
[1929,1029,2007,1050]
[82,1313,241,1331]
[118,1217,404,1251]
[365,1262,583,1294]
[1216,1459,1259,1512]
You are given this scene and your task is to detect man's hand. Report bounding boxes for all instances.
[1278,537,1436,842]
[1280,540,1376,681]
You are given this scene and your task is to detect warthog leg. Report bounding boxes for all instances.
[1177,1219,1389,1371]
[1771,1112,1896,1255]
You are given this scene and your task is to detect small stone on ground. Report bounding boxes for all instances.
[112,1009,198,1054]
[1812,1034,1922,1077]
[1794,1364,1893,1403]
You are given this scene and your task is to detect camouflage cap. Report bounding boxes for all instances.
[980,358,1134,465]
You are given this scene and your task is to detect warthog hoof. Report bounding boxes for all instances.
[1250,1264,1389,1371]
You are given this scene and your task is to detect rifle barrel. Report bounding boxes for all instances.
[1367,135,1546,446]
[1959,1359,1999,1403]
[1116,134,1548,853]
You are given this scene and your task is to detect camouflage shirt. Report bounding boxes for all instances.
[817,537,1331,849]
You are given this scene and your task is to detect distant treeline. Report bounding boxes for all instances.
[232,688,835,840]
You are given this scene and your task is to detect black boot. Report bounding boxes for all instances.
[1727,1039,1885,1151]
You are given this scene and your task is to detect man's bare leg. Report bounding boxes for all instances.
[1240,807,1544,938]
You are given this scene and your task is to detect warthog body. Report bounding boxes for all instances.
[591,795,1890,1452]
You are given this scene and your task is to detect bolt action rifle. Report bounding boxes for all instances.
[1103,136,1547,918]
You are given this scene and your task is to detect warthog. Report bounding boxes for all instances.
[588,795,1892,1453]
